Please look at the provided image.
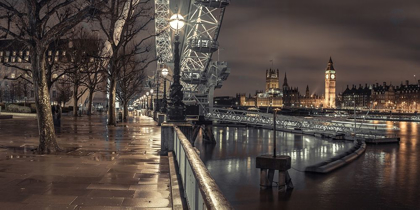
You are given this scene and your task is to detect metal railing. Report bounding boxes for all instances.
[206,108,399,137]
[173,126,232,210]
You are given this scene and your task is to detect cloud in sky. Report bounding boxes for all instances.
[214,0,420,96]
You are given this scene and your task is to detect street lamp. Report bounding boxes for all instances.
[155,69,160,117]
[167,14,186,122]
[150,89,154,111]
[161,67,169,113]
[146,92,150,110]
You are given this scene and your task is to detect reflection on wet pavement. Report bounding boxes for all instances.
[196,124,420,210]
[0,115,171,209]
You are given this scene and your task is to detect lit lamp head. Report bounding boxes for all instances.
[150,89,154,94]
[169,14,185,40]
[169,14,185,31]
[162,67,169,77]
[146,92,149,96]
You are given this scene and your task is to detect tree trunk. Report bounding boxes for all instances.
[73,84,78,117]
[108,77,117,125]
[31,47,60,154]
[88,89,94,116]
[123,101,128,121]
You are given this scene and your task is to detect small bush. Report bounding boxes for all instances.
[6,104,31,113]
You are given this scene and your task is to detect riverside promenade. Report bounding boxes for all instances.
[0,114,179,209]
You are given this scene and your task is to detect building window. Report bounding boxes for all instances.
[26,51,29,56]
[56,51,59,56]
[19,51,23,56]
[62,51,66,56]
[12,51,16,56]
[0,51,3,56]
[5,51,10,56]
[52,90,57,98]
[48,51,52,56]
[11,57,15,62]
[31,90,34,97]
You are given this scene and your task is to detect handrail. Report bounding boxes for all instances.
[174,126,232,210]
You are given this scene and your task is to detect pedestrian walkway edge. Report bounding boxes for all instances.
[169,151,187,210]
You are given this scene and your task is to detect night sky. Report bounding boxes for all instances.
[214,0,420,96]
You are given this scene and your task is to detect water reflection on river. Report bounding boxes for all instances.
[195,122,420,210]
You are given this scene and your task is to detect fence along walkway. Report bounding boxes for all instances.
[172,125,232,210]
[206,108,398,137]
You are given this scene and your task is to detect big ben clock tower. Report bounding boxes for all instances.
[325,57,336,108]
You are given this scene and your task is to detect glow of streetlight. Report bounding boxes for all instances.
[150,89,154,94]
[169,14,185,30]
[146,92,149,96]
[162,67,169,77]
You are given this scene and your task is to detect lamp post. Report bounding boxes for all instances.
[155,71,160,116]
[150,89,154,111]
[167,14,186,122]
[161,67,169,113]
[146,92,150,110]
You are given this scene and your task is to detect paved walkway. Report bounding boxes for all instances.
[0,114,172,209]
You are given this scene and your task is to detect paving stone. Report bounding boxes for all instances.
[71,196,124,206]
[88,189,136,198]
[23,194,78,205]
[0,115,173,209]
[122,198,171,208]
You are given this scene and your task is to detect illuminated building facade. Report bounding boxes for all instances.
[341,80,420,112]
[0,39,107,107]
[237,68,324,108]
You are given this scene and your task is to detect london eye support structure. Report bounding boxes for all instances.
[154,0,231,116]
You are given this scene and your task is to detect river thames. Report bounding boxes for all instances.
[195,121,419,210]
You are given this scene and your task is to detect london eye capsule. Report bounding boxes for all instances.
[190,38,219,53]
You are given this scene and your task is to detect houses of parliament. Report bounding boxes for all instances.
[237,57,336,109]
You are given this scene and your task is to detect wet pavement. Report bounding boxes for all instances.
[0,114,172,209]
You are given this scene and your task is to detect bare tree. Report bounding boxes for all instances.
[62,28,106,116]
[63,36,91,117]
[55,77,72,106]
[96,0,155,125]
[0,0,101,153]
[116,47,148,120]
[78,32,106,116]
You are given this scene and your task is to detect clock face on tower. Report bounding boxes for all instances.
[326,74,329,79]
[331,74,335,79]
